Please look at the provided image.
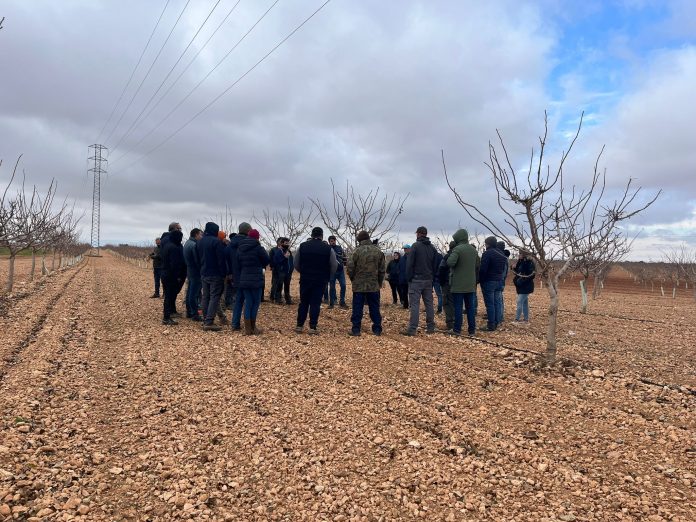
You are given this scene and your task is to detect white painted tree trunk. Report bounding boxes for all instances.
[580,279,588,313]
[6,255,16,293]
[545,274,559,364]
[30,250,37,281]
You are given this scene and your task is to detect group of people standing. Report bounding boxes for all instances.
[149,222,536,337]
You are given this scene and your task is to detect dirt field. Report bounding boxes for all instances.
[0,254,694,521]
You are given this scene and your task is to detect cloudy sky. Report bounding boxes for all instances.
[1,0,694,259]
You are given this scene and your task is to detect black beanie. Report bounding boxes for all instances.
[311,227,323,238]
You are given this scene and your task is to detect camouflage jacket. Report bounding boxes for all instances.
[347,240,386,293]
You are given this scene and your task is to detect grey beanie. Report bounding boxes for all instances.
[238,222,252,234]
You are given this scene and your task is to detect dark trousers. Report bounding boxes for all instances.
[433,280,443,312]
[153,268,162,296]
[297,281,324,328]
[452,292,476,335]
[388,280,399,304]
[397,283,409,308]
[201,276,224,325]
[270,269,281,301]
[442,284,454,329]
[162,276,180,320]
[351,292,382,334]
[283,273,292,303]
[186,276,201,317]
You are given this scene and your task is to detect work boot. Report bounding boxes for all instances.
[251,318,263,335]
[202,323,221,332]
[243,319,253,335]
[162,318,178,326]
[150,293,160,298]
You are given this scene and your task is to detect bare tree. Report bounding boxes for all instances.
[573,231,632,311]
[443,112,660,363]
[309,179,409,254]
[0,17,5,31]
[253,200,315,251]
[663,246,696,300]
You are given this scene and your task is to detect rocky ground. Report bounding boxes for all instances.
[0,254,694,521]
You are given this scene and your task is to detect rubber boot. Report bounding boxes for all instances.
[251,318,263,335]
[243,319,253,335]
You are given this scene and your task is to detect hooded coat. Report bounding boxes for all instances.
[161,230,186,280]
[236,237,270,289]
[197,222,226,278]
[446,229,480,293]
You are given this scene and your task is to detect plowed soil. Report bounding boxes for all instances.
[0,254,694,521]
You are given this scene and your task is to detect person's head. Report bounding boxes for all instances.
[403,243,411,253]
[311,226,323,240]
[190,228,202,240]
[170,230,184,244]
[281,237,290,250]
[238,222,252,235]
[276,237,283,246]
[449,241,456,251]
[496,241,505,251]
[328,235,337,246]
[372,238,379,245]
[168,222,182,232]
[248,229,260,241]
[485,236,498,249]
[218,231,226,241]
[416,226,428,239]
[393,251,401,260]
[204,222,220,236]
[518,248,529,259]
[356,230,370,243]
[229,232,237,239]
[155,238,161,246]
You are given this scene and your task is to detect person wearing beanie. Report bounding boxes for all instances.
[347,230,385,336]
[386,251,402,305]
[235,228,269,334]
[447,229,480,336]
[183,228,203,321]
[160,230,186,325]
[293,226,338,334]
[478,235,508,331]
[496,240,511,325]
[402,226,438,336]
[268,237,284,304]
[197,222,227,331]
[226,222,252,331]
[327,235,347,309]
[148,237,163,298]
[397,244,411,308]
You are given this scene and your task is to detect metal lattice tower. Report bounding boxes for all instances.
[88,144,108,256]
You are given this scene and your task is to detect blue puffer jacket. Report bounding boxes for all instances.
[236,237,270,289]
[197,222,226,278]
[479,245,508,283]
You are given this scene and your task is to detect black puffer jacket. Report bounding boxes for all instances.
[513,258,536,294]
[161,230,186,280]
[236,237,270,289]
[479,245,508,283]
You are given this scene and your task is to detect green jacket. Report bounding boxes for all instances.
[347,239,386,293]
[446,229,480,293]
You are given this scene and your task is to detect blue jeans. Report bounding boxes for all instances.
[153,268,162,295]
[433,280,443,312]
[496,283,505,324]
[232,288,245,328]
[515,293,529,321]
[351,292,382,334]
[297,281,324,328]
[452,292,476,334]
[201,276,224,324]
[242,288,262,320]
[186,276,202,317]
[329,270,347,305]
[481,280,500,329]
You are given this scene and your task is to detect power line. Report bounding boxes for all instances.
[113,0,333,175]
[103,0,192,147]
[109,0,225,157]
[110,0,282,168]
[95,0,171,143]
[110,0,243,162]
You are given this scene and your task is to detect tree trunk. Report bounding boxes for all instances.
[545,274,559,364]
[30,250,37,281]
[42,256,48,275]
[672,287,677,299]
[6,255,17,293]
[51,250,56,271]
[592,275,602,299]
[580,278,588,313]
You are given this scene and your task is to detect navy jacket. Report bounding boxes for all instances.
[397,254,409,285]
[386,258,400,281]
[479,245,508,284]
[330,244,345,273]
[295,238,336,284]
[236,237,270,289]
[226,233,245,287]
[161,230,186,280]
[197,222,226,278]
